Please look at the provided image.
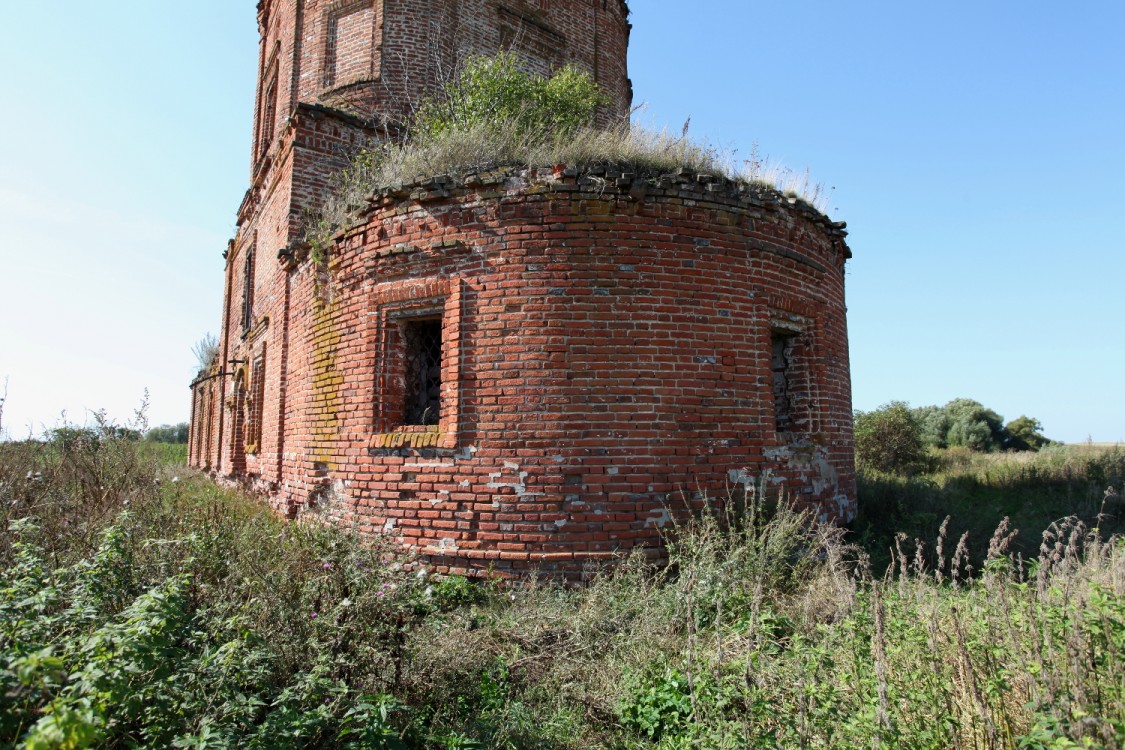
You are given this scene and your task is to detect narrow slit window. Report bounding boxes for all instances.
[248,347,266,451]
[241,246,256,334]
[771,331,797,434]
[402,317,442,425]
[259,64,278,160]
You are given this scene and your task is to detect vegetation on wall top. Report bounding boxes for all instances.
[305,54,831,264]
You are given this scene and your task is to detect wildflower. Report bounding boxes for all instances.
[310,612,318,619]
[323,562,332,569]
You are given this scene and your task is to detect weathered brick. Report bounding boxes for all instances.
[188,1,856,581]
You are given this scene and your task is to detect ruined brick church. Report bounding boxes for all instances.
[189,0,856,577]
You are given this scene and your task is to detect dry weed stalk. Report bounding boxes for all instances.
[871,586,894,746]
[935,515,951,585]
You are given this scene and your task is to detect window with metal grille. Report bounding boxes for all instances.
[402,317,442,425]
[771,331,797,434]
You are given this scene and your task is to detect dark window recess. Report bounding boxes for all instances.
[241,247,255,333]
[771,332,796,433]
[249,347,266,449]
[402,318,442,425]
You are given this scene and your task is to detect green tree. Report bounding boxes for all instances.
[1003,415,1052,451]
[145,423,189,444]
[942,398,1006,451]
[414,53,605,139]
[853,401,926,474]
[912,404,950,449]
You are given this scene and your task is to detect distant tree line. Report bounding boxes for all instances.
[46,423,189,447]
[144,423,189,444]
[853,399,1054,474]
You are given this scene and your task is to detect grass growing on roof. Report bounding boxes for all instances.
[305,54,831,263]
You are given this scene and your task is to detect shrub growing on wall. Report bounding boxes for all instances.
[413,52,605,139]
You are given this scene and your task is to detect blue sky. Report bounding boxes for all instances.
[0,1,1122,442]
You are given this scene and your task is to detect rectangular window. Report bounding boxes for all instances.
[497,7,564,77]
[258,59,278,160]
[204,385,215,469]
[324,2,379,88]
[241,246,256,335]
[771,331,796,434]
[248,346,267,452]
[401,317,442,425]
[369,276,461,450]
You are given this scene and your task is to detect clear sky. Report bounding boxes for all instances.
[0,1,1122,443]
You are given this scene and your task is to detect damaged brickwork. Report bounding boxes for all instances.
[189,0,857,579]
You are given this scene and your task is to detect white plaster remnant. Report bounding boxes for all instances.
[488,462,537,495]
[727,468,753,488]
[645,507,671,528]
[383,518,397,534]
[765,440,843,499]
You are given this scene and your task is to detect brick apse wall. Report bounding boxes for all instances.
[189,0,856,578]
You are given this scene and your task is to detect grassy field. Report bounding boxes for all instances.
[1,437,1122,749]
[853,444,1125,571]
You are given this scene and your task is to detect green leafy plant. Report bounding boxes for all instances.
[414,53,605,139]
[854,401,926,474]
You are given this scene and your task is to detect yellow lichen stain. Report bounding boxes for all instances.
[310,295,343,470]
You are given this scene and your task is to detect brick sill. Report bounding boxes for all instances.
[368,428,451,450]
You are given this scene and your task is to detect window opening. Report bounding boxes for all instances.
[248,347,266,451]
[402,317,442,425]
[324,2,378,87]
[204,386,215,468]
[241,246,256,334]
[258,60,278,160]
[771,331,797,434]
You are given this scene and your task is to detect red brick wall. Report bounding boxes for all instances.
[188,2,856,579]
[193,165,855,578]
[252,0,631,142]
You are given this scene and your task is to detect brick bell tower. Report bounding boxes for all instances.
[189,1,632,486]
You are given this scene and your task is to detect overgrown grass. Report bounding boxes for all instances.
[2,436,1122,748]
[853,444,1125,570]
[305,120,831,262]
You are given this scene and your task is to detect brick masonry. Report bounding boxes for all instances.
[189,0,856,578]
